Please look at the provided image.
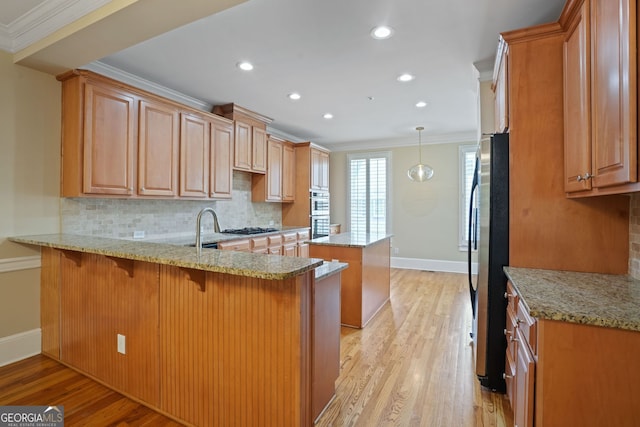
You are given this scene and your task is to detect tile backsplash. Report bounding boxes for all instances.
[61,171,282,239]
[630,193,640,279]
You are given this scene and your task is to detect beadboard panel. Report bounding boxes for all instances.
[59,252,160,406]
[159,266,312,427]
[40,247,60,359]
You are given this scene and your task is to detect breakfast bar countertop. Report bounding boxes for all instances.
[307,232,392,248]
[504,266,640,332]
[9,233,323,280]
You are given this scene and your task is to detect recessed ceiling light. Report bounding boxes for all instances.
[288,92,301,100]
[237,61,254,71]
[416,101,428,108]
[371,25,394,40]
[323,113,334,119]
[397,73,415,82]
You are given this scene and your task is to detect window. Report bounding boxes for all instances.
[348,152,391,234]
[459,145,477,249]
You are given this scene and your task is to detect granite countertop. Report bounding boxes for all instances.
[504,266,640,332]
[146,226,310,247]
[307,232,392,248]
[314,261,348,280]
[10,233,322,280]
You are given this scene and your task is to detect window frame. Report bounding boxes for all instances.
[346,151,392,235]
[459,144,478,251]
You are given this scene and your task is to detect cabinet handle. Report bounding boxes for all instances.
[577,172,594,182]
[510,336,519,343]
[503,373,513,380]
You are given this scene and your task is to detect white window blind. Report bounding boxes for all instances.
[459,145,477,249]
[348,152,391,234]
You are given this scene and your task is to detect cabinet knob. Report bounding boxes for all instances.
[577,172,593,182]
[140,187,145,192]
[510,336,519,343]
[504,292,508,299]
[503,373,513,380]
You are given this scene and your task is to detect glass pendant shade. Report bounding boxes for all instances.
[407,126,434,182]
[408,163,434,181]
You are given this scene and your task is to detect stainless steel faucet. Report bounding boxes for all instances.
[195,207,221,254]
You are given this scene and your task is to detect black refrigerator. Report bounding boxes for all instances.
[467,132,509,392]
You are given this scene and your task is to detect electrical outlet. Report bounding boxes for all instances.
[117,334,126,354]
[269,220,274,226]
[133,230,145,239]
[393,247,399,255]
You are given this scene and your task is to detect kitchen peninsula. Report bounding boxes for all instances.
[9,233,346,427]
[308,232,391,328]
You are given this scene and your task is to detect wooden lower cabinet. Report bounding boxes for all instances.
[40,248,338,426]
[309,237,390,328]
[505,280,640,427]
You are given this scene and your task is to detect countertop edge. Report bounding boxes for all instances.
[10,234,323,280]
[504,266,640,333]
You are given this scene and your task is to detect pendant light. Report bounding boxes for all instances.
[407,126,434,181]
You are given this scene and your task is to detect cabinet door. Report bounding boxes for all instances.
[83,82,135,195]
[563,1,592,193]
[319,151,330,191]
[283,243,297,257]
[494,49,509,133]
[591,0,637,188]
[311,149,322,190]
[282,143,296,202]
[138,99,179,197]
[252,127,268,173]
[211,119,234,199]
[234,121,252,171]
[514,329,535,427]
[180,113,210,198]
[266,138,283,201]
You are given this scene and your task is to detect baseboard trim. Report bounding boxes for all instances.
[0,256,41,273]
[0,329,41,367]
[391,257,478,274]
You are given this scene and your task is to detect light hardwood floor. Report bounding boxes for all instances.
[0,269,512,426]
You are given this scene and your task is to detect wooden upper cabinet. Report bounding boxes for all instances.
[282,142,295,202]
[234,121,252,171]
[563,0,592,193]
[179,112,210,198]
[562,0,638,196]
[311,148,329,191]
[251,135,290,202]
[266,137,283,201]
[252,127,268,173]
[213,104,273,175]
[138,99,180,197]
[493,40,509,133]
[210,118,234,199]
[590,0,637,188]
[82,81,136,195]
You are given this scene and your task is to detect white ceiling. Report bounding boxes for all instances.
[1,0,565,149]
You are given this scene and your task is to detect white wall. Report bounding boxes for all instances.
[330,140,476,271]
[0,50,60,346]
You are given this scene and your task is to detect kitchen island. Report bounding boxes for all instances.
[308,232,391,328]
[504,267,640,427]
[10,233,345,427]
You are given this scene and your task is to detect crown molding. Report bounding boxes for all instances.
[84,61,213,112]
[326,131,478,152]
[3,0,110,53]
[266,127,307,143]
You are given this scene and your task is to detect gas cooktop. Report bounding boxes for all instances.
[221,227,279,235]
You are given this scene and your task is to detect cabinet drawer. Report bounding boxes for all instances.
[283,232,298,243]
[505,348,516,408]
[505,306,518,363]
[506,280,519,311]
[217,239,250,252]
[517,299,537,356]
[268,234,283,246]
[251,236,268,250]
[297,230,310,241]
